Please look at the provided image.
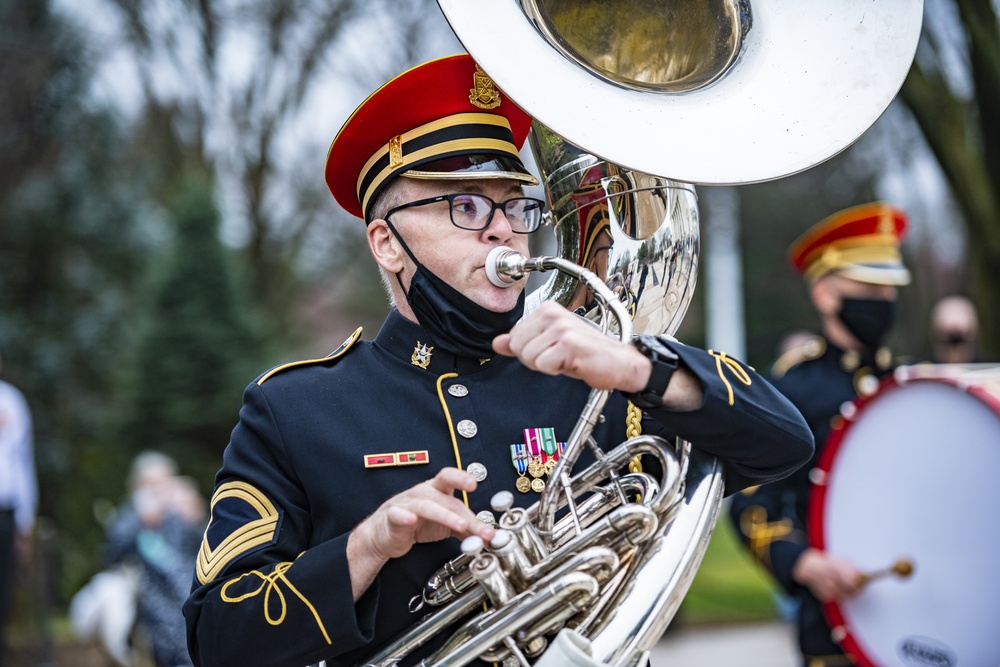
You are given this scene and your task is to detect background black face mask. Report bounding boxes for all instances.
[838,297,899,349]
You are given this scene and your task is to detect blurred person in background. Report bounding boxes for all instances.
[729,203,910,667]
[0,351,38,667]
[104,451,206,667]
[929,294,982,364]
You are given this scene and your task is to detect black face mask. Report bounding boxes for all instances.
[387,221,524,358]
[838,297,899,349]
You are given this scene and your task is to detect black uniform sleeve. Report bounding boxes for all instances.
[642,340,814,495]
[183,382,378,667]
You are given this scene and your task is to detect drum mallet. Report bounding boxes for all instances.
[857,558,914,587]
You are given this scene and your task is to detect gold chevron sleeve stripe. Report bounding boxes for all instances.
[197,520,278,584]
[196,481,281,585]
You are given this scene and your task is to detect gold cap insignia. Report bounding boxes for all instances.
[389,135,404,168]
[877,212,896,235]
[469,65,501,110]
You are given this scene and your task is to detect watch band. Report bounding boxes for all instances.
[624,334,680,409]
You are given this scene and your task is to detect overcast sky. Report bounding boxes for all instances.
[49,0,968,271]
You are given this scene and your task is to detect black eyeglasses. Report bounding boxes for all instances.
[385,193,545,233]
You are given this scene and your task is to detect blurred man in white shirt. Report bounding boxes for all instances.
[0,351,37,666]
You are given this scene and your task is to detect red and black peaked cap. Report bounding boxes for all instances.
[789,202,910,286]
[325,54,538,221]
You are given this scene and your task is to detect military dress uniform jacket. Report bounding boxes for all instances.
[727,336,894,663]
[184,309,813,667]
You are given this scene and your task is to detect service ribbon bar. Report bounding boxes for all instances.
[364,450,430,468]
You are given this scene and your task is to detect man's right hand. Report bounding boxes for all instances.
[346,467,495,600]
[792,547,864,602]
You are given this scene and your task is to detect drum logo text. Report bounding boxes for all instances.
[897,636,957,667]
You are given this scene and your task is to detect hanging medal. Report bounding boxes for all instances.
[540,427,559,477]
[524,428,546,492]
[510,443,531,493]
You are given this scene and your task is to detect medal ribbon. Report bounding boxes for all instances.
[540,427,558,456]
[523,428,541,458]
[510,443,528,474]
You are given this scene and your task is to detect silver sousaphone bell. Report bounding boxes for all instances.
[440,0,923,339]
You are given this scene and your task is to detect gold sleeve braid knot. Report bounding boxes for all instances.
[220,561,332,644]
[707,350,753,406]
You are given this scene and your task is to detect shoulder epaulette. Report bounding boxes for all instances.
[257,327,363,385]
[770,335,825,380]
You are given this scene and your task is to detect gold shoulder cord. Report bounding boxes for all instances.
[627,401,643,473]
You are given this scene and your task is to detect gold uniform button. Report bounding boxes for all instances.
[456,419,478,438]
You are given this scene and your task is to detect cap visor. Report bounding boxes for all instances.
[838,264,911,286]
[401,154,539,187]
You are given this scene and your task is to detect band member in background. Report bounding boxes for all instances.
[728,203,910,667]
[929,294,982,364]
[183,54,814,667]
[0,351,37,667]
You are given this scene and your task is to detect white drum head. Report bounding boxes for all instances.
[811,370,1000,666]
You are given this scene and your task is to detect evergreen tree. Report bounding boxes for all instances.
[116,176,264,489]
[0,0,153,597]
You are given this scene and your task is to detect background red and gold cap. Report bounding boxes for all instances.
[789,202,910,285]
[325,54,537,221]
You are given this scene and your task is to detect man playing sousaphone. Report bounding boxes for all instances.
[729,203,911,667]
[183,54,813,666]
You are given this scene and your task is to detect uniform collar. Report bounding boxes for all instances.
[374,309,500,376]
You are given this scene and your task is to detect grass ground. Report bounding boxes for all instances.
[677,509,783,625]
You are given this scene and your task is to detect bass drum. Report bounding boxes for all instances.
[809,364,1000,667]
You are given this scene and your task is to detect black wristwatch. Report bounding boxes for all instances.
[624,334,680,409]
